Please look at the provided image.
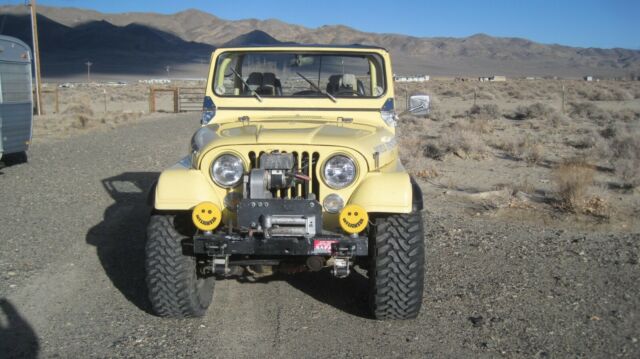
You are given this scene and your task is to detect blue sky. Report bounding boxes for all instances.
[23,0,640,49]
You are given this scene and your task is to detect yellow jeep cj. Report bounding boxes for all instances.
[146,45,429,320]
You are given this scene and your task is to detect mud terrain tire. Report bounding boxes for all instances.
[369,212,425,319]
[146,214,214,317]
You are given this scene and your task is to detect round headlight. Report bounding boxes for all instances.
[322,155,357,189]
[323,194,344,213]
[211,154,244,187]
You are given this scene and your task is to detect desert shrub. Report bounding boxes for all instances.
[610,135,640,187]
[423,130,487,160]
[423,143,445,160]
[565,135,596,149]
[506,89,524,100]
[513,102,556,120]
[468,104,500,119]
[441,89,462,98]
[451,118,494,134]
[575,86,633,101]
[553,159,595,212]
[599,125,617,139]
[612,109,640,122]
[476,90,496,100]
[568,102,612,125]
[549,112,570,128]
[428,109,447,122]
[63,103,94,117]
[497,136,544,164]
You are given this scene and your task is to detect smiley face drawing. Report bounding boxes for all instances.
[339,204,368,234]
[191,202,222,231]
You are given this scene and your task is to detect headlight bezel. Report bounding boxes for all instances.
[210,153,245,188]
[321,154,358,190]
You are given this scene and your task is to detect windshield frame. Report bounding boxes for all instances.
[211,50,388,100]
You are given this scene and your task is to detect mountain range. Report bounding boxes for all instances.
[1,5,638,80]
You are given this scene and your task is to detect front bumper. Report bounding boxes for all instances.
[192,233,368,257]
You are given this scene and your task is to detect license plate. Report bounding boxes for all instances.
[313,240,338,254]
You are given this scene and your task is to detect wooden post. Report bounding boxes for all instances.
[28,0,42,116]
[54,86,59,114]
[561,84,566,114]
[148,87,155,113]
[103,89,107,113]
[173,87,179,113]
[473,88,477,106]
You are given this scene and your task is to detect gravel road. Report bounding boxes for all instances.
[1,113,638,358]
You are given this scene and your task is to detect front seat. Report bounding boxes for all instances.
[327,74,366,96]
[244,72,263,94]
[260,72,283,96]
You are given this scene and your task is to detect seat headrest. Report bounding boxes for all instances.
[339,74,357,90]
[262,72,276,87]
[246,72,263,89]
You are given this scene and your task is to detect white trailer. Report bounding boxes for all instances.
[0,35,33,164]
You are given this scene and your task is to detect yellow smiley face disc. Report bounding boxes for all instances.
[192,202,222,231]
[339,204,368,234]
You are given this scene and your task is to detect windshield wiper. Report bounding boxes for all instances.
[230,68,262,102]
[296,72,336,103]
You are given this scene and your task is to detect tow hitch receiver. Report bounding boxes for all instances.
[332,257,350,278]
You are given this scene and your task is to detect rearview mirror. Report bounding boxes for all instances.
[408,94,430,117]
[290,55,315,67]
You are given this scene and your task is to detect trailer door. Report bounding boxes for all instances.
[0,61,33,155]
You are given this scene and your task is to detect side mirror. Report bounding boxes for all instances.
[408,94,430,117]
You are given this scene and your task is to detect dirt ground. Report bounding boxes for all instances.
[1,79,639,358]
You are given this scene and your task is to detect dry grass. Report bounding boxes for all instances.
[512,102,556,120]
[468,104,501,119]
[423,129,488,160]
[552,159,595,212]
[610,135,640,188]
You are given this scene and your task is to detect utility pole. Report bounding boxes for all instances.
[85,61,93,83]
[28,0,42,116]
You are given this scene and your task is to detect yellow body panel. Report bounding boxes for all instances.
[154,165,224,210]
[154,46,415,225]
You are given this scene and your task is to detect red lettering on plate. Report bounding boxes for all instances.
[313,240,338,254]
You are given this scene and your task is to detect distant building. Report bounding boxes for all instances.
[584,76,594,82]
[139,79,172,85]
[525,76,536,80]
[479,76,506,82]
[394,74,429,82]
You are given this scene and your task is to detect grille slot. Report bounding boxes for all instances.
[248,150,321,199]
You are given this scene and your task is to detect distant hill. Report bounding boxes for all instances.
[222,30,283,47]
[1,5,639,79]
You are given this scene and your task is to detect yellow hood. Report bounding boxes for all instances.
[192,119,398,169]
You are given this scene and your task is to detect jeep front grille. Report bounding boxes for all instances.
[248,151,321,199]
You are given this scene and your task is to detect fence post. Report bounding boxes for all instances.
[474,88,477,106]
[148,87,155,113]
[54,87,59,113]
[561,84,565,114]
[174,87,180,113]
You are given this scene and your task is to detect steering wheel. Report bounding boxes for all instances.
[335,89,362,96]
[292,90,320,96]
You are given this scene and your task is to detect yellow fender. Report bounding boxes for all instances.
[154,167,223,211]
[348,172,419,214]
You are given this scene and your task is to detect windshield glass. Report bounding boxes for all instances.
[213,51,386,98]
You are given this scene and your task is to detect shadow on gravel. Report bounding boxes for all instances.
[86,172,159,315]
[237,269,372,319]
[0,298,39,358]
[284,269,372,319]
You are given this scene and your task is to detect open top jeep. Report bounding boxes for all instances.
[146,45,429,320]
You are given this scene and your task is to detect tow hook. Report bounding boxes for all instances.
[331,257,350,278]
[214,255,229,275]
